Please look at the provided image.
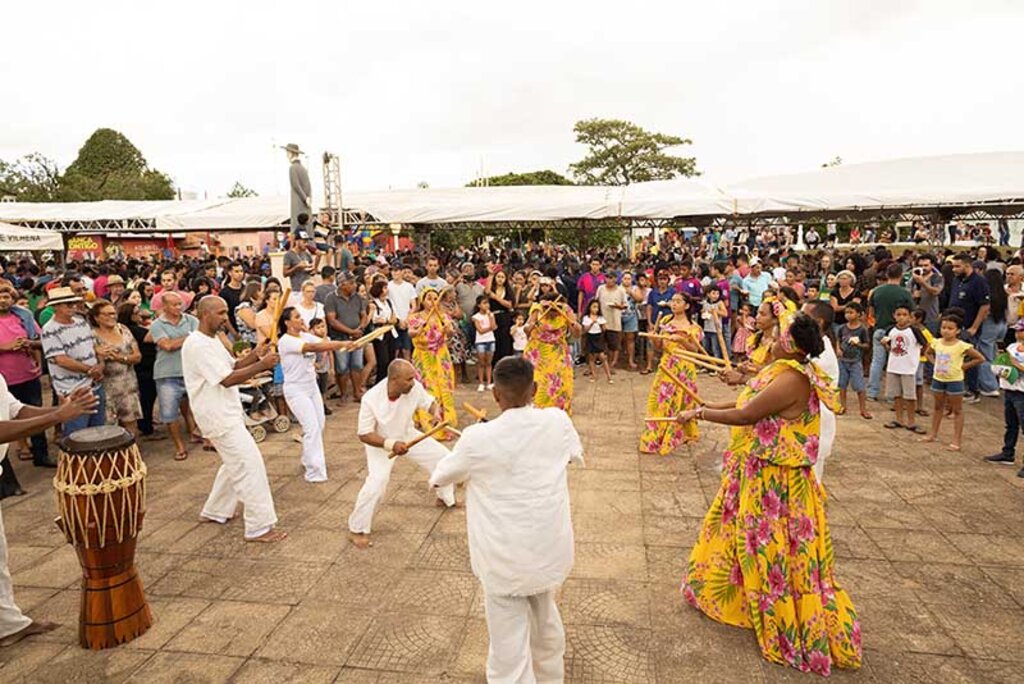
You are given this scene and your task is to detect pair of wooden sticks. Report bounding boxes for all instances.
[387,421,452,459]
[268,288,292,345]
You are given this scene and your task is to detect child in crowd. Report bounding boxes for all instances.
[922,313,984,451]
[912,308,934,417]
[511,313,527,356]
[472,295,497,391]
[882,304,928,433]
[700,284,728,363]
[986,320,1024,474]
[731,303,755,362]
[309,318,334,416]
[581,299,613,384]
[838,302,872,419]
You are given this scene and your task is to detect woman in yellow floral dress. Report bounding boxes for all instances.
[677,313,862,677]
[408,288,458,439]
[639,293,704,455]
[523,287,580,413]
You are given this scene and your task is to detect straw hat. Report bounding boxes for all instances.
[107,275,125,286]
[47,287,83,306]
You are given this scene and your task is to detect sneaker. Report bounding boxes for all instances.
[486,383,494,390]
[985,453,1016,465]
[964,392,981,404]
[1018,466,1024,479]
[979,390,1001,398]
[477,384,485,392]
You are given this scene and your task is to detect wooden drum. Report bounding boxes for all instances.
[54,425,152,649]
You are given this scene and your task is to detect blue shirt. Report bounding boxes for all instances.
[949,272,990,331]
[150,314,199,379]
[646,286,673,324]
[742,272,773,307]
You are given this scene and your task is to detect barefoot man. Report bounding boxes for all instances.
[0,374,98,646]
[348,359,456,548]
[182,296,287,543]
[430,356,584,682]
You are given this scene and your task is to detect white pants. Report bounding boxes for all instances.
[0,506,31,639]
[284,385,327,482]
[814,405,836,483]
[201,422,278,538]
[347,438,455,534]
[483,589,565,684]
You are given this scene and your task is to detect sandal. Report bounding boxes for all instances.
[860,411,873,420]
[640,369,650,375]
[883,421,904,429]
[905,424,926,435]
[946,443,962,452]
[916,409,930,417]
[16,450,32,462]
[174,450,188,461]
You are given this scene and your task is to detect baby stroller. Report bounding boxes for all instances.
[240,374,291,442]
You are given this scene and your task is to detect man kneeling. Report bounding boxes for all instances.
[430,356,584,683]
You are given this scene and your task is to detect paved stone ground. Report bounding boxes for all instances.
[1,367,1023,683]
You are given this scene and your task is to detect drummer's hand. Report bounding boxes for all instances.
[676,408,701,424]
[59,387,99,420]
[392,441,409,456]
[259,352,280,370]
[718,368,746,386]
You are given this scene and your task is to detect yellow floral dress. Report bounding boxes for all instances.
[523,303,574,414]
[639,316,703,454]
[409,311,458,437]
[682,359,862,677]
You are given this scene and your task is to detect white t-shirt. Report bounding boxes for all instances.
[181,331,244,439]
[885,326,922,375]
[581,315,606,335]
[512,325,528,351]
[357,376,436,443]
[472,313,496,343]
[296,300,325,327]
[388,280,417,322]
[277,332,320,388]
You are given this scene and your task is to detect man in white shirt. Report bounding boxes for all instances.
[0,376,96,646]
[430,357,584,683]
[182,297,285,543]
[388,268,417,361]
[348,359,456,549]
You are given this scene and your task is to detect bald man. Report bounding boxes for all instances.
[149,290,200,460]
[348,359,456,549]
[182,297,286,543]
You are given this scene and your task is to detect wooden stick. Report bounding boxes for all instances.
[673,348,730,367]
[671,352,726,373]
[348,325,394,350]
[268,288,291,345]
[659,364,705,405]
[462,402,488,422]
[643,416,679,423]
[388,421,451,459]
[715,324,733,369]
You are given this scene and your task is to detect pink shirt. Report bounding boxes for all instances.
[0,313,42,386]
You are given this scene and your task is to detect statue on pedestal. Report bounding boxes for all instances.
[283,143,311,232]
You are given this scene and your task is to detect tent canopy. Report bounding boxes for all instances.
[0,221,64,251]
[0,151,1021,231]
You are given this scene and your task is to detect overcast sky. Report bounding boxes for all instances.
[4,0,1022,202]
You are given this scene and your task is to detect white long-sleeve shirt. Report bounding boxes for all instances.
[0,375,25,470]
[429,405,584,597]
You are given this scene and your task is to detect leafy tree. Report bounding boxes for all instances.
[59,128,175,201]
[227,181,257,198]
[416,181,430,189]
[467,170,573,187]
[822,156,843,168]
[569,118,699,185]
[0,153,62,201]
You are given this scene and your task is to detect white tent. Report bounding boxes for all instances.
[727,151,1024,215]
[0,221,64,251]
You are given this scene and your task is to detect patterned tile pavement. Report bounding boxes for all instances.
[2,367,1022,683]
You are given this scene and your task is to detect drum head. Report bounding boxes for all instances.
[61,425,135,454]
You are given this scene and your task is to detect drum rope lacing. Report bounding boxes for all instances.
[53,447,147,549]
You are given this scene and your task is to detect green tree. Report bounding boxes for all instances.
[467,170,573,187]
[569,118,699,185]
[821,156,843,168]
[59,128,175,201]
[227,181,257,198]
[0,153,62,201]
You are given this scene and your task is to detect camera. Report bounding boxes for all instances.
[912,267,925,276]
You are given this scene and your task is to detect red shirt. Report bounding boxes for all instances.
[0,313,41,385]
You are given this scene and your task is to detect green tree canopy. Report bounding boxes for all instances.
[0,153,62,201]
[569,118,699,185]
[227,181,257,198]
[59,128,175,201]
[467,170,573,187]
